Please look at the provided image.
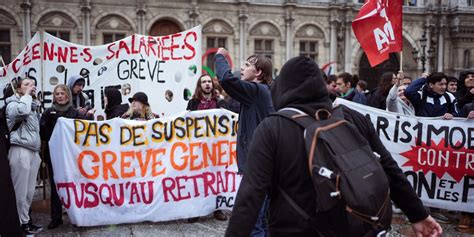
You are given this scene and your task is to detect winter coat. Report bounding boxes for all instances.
[186,98,227,111]
[40,106,89,164]
[405,77,458,117]
[386,84,415,116]
[215,54,274,173]
[0,108,21,236]
[455,73,474,110]
[104,87,129,120]
[459,102,474,118]
[5,95,40,151]
[368,88,388,110]
[342,88,367,105]
[226,56,428,237]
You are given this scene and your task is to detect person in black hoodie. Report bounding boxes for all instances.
[0,83,22,237]
[225,56,442,237]
[368,72,396,110]
[104,87,129,120]
[40,84,93,229]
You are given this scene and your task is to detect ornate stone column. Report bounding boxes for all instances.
[238,6,248,66]
[136,4,146,34]
[81,0,91,45]
[20,0,32,46]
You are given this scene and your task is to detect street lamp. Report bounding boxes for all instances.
[412,30,435,72]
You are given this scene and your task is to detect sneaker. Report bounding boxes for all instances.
[458,214,471,229]
[21,223,43,234]
[213,210,228,221]
[48,219,63,229]
[431,212,451,224]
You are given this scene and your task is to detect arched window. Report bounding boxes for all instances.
[203,20,234,67]
[38,11,76,41]
[149,19,182,37]
[96,14,133,44]
[0,9,17,63]
[295,24,325,63]
[250,22,280,63]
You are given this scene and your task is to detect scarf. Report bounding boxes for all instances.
[197,98,217,110]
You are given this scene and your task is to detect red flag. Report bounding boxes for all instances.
[352,0,402,67]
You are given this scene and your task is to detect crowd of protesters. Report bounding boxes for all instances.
[0,48,473,236]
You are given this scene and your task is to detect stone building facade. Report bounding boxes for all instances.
[1,0,473,89]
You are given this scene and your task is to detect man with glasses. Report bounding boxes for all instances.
[215,48,274,237]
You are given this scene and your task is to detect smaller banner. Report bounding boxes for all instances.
[335,99,474,212]
[49,109,241,226]
[352,0,402,67]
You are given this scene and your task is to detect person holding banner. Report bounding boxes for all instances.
[5,78,43,235]
[186,73,228,222]
[215,48,274,237]
[386,72,415,116]
[404,73,458,119]
[40,84,94,229]
[186,74,227,111]
[122,92,156,120]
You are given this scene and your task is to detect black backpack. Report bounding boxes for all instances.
[0,104,23,151]
[273,105,392,237]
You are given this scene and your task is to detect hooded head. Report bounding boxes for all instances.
[458,70,474,95]
[271,56,332,116]
[67,75,86,95]
[104,87,122,110]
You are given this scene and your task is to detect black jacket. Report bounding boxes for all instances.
[226,56,428,237]
[368,88,387,110]
[104,87,129,119]
[0,108,21,236]
[40,106,90,163]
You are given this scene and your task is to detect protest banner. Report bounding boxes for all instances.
[0,26,202,118]
[48,109,240,226]
[336,98,474,212]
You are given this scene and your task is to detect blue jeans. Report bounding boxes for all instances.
[250,196,269,237]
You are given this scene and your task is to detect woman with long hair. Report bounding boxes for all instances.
[368,72,396,110]
[5,78,43,234]
[40,84,93,229]
[122,92,156,120]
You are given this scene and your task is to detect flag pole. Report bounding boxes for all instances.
[0,55,16,94]
[399,51,403,72]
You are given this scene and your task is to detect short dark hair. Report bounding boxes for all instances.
[447,76,457,83]
[247,55,273,85]
[427,72,448,85]
[357,80,368,91]
[326,74,337,85]
[337,72,358,88]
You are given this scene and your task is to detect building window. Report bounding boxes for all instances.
[357,0,365,3]
[468,0,473,6]
[0,29,11,64]
[404,0,416,6]
[464,50,471,68]
[254,39,274,60]
[103,33,126,44]
[299,41,318,62]
[206,37,227,67]
[46,30,70,41]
